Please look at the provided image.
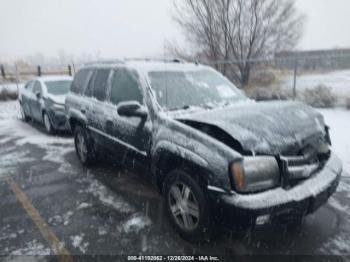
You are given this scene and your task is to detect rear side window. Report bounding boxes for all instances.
[93,69,110,101]
[71,69,90,94]
[84,70,96,97]
[110,69,143,105]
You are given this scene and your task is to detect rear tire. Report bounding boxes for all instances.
[20,103,29,122]
[43,112,55,134]
[74,125,96,166]
[164,170,215,242]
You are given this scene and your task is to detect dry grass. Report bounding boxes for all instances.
[301,85,336,108]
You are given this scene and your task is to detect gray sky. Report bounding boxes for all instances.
[1,0,350,62]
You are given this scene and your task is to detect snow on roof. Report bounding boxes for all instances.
[83,59,211,74]
[125,60,209,74]
[37,75,73,82]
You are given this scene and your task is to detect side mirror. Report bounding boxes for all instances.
[35,91,41,99]
[117,101,148,118]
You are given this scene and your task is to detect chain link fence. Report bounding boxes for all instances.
[200,53,350,109]
[1,55,350,108]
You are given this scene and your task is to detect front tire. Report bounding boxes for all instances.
[164,170,214,242]
[74,126,96,166]
[43,112,55,134]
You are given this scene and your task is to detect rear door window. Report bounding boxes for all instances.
[93,69,110,101]
[71,69,91,94]
[110,69,143,105]
[84,70,97,97]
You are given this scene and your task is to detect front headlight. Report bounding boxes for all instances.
[230,157,280,193]
[52,103,65,111]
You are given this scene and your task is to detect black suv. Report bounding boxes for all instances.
[65,60,342,241]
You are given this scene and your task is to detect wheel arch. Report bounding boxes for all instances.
[67,109,88,133]
[152,142,212,193]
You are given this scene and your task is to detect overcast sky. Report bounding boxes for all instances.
[1,0,350,62]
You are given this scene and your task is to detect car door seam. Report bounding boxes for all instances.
[87,126,147,157]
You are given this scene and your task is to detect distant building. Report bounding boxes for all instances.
[275,48,350,70]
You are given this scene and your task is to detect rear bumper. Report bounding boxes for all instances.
[219,152,342,229]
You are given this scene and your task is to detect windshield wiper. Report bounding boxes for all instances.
[168,105,191,111]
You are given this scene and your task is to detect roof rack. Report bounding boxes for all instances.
[83,59,125,66]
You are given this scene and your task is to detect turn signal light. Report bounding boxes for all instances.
[232,162,244,191]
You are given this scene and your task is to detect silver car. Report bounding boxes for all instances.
[19,75,73,133]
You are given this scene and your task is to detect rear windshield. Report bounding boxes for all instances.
[45,80,72,95]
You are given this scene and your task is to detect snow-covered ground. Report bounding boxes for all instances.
[281,69,350,99]
[0,100,349,255]
[319,109,350,175]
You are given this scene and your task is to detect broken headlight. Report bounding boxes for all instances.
[231,157,280,193]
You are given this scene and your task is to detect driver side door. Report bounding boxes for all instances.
[30,81,43,122]
[105,68,152,169]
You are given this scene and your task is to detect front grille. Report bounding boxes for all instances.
[279,145,329,188]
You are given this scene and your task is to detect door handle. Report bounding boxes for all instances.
[106,118,113,125]
[81,108,86,114]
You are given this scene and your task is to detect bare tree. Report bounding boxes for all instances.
[173,0,305,87]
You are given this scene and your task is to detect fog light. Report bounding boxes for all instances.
[256,214,270,225]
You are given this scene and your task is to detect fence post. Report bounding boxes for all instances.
[15,63,19,95]
[37,65,41,77]
[68,65,72,76]
[72,62,76,75]
[1,64,5,79]
[293,59,298,101]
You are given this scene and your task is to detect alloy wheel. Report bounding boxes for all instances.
[168,182,200,231]
[43,114,52,133]
[20,105,26,120]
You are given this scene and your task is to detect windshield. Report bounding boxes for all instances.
[148,69,246,110]
[45,80,72,95]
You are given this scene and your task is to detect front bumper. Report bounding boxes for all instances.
[219,152,342,229]
[47,109,69,131]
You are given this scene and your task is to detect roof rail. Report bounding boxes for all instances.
[124,58,187,63]
[83,59,125,66]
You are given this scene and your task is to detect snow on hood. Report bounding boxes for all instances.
[46,94,66,105]
[176,101,326,155]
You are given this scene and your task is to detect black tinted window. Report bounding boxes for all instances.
[93,69,110,101]
[71,69,90,94]
[110,69,142,105]
[84,70,96,97]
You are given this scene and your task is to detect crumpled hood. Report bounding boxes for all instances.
[46,94,66,105]
[176,101,326,155]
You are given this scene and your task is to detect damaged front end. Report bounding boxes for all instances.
[177,101,335,193]
[174,101,343,229]
[220,152,342,229]
[228,136,332,194]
